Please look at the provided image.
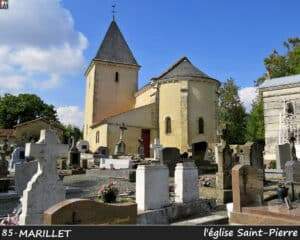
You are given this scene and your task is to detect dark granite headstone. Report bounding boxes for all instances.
[250,141,265,169]
[161,147,180,177]
[68,137,81,168]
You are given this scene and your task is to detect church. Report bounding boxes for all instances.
[83,19,220,158]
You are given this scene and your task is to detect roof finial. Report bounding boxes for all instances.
[112,2,117,21]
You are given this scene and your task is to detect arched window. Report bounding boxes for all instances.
[96,131,100,144]
[198,117,204,134]
[115,72,119,83]
[165,117,172,134]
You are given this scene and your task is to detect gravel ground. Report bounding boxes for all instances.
[63,169,136,199]
[0,169,136,217]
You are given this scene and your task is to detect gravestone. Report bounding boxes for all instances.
[250,141,265,169]
[239,142,253,166]
[15,160,38,196]
[0,144,9,192]
[136,165,169,211]
[81,159,88,170]
[9,146,25,171]
[276,143,291,170]
[44,199,137,225]
[114,123,127,156]
[100,158,132,169]
[150,138,163,163]
[215,134,234,203]
[232,165,264,212]
[95,146,109,158]
[285,160,300,184]
[76,140,89,153]
[137,138,145,159]
[174,162,199,203]
[68,137,80,168]
[19,129,69,225]
[161,147,181,177]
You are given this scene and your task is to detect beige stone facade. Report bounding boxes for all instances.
[84,20,220,156]
[259,74,300,168]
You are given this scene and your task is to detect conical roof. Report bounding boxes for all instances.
[156,57,213,80]
[95,20,138,66]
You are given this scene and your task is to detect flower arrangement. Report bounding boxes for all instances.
[98,182,119,203]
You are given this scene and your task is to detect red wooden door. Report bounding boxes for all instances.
[141,129,150,158]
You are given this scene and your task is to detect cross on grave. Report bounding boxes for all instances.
[150,138,163,164]
[119,123,127,141]
[19,129,69,225]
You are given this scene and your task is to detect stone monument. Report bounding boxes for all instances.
[232,164,264,213]
[216,128,234,203]
[68,136,81,168]
[19,129,68,225]
[150,138,163,164]
[0,140,10,192]
[9,146,25,171]
[114,123,127,156]
[174,161,199,203]
[137,138,145,159]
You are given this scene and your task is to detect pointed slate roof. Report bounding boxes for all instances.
[155,57,214,80]
[95,20,138,66]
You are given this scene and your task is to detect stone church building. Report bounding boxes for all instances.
[84,20,220,157]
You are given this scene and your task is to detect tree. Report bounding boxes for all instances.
[249,37,300,142]
[246,96,264,142]
[0,94,57,129]
[256,37,300,86]
[218,78,248,144]
[62,124,83,145]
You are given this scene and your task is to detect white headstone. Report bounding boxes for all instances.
[76,140,89,153]
[15,161,38,196]
[174,162,199,203]
[19,129,68,225]
[150,138,163,162]
[136,165,169,211]
[100,158,132,169]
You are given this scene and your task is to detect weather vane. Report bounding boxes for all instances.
[112,2,117,21]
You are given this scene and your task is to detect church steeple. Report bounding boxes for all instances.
[95,21,139,66]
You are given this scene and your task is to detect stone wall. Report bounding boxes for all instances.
[262,86,300,165]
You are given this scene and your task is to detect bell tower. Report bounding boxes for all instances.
[84,20,140,139]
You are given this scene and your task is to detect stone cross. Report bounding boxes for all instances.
[150,138,163,163]
[19,129,69,225]
[119,123,127,140]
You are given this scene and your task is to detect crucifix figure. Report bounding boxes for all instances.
[19,129,69,225]
[150,138,163,164]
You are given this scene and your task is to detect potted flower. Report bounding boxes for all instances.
[98,182,119,203]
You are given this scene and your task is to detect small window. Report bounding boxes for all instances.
[199,118,204,134]
[115,72,119,83]
[165,117,172,134]
[96,131,100,143]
